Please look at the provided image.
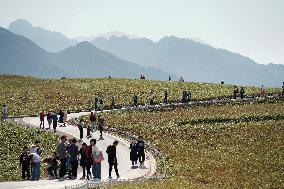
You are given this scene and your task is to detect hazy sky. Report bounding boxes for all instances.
[0,0,283,65]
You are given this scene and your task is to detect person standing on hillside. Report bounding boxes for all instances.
[39,110,45,129]
[282,82,284,97]
[46,111,53,130]
[233,86,239,99]
[89,112,97,132]
[110,96,115,110]
[240,87,245,99]
[98,115,105,139]
[99,98,104,112]
[168,76,171,81]
[93,97,98,111]
[19,146,31,180]
[57,135,68,181]
[2,104,8,121]
[163,90,169,104]
[106,140,120,179]
[133,94,138,107]
[137,136,146,168]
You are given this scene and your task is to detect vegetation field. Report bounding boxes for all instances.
[0,121,59,181]
[0,75,280,117]
[77,101,284,188]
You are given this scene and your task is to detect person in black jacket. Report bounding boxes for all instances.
[58,110,65,127]
[79,143,87,179]
[106,140,120,179]
[19,146,31,180]
[129,139,138,167]
[137,136,146,167]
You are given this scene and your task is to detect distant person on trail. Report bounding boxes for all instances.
[46,111,53,130]
[233,86,239,99]
[169,76,171,81]
[99,98,104,112]
[39,110,45,129]
[78,119,84,142]
[63,110,68,123]
[93,97,98,111]
[68,138,79,179]
[181,91,191,103]
[110,96,115,110]
[57,135,68,181]
[148,91,155,105]
[221,81,224,85]
[19,146,31,180]
[2,104,8,121]
[58,110,65,127]
[240,87,245,99]
[79,142,87,179]
[98,115,105,139]
[137,136,146,168]
[179,77,184,82]
[133,94,138,107]
[163,90,169,104]
[106,140,120,179]
[129,138,138,167]
[52,113,58,133]
[89,112,97,132]
[260,85,265,97]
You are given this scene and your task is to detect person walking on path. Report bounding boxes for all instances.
[91,139,103,181]
[19,146,31,180]
[240,87,245,99]
[79,142,87,180]
[129,138,138,167]
[86,141,94,180]
[2,104,8,121]
[133,94,138,107]
[98,115,105,139]
[89,112,97,132]
[106,140,120,179]
[46,111,53,130]
[137,136,146,168]
[78,119,84,142]
[63,110,68,124]
[52,113,58,133]
[30,152,41,181]
[57,135,68,181]
[68,138,79,179]
[39,110,45,129]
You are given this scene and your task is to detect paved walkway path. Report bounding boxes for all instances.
[0,112,156,189]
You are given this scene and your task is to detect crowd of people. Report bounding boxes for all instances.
[19,134,146,181]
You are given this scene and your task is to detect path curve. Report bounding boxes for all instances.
[0,112,156,189]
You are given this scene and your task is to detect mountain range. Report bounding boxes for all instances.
[3,19,284,87]
[0,27,170,79]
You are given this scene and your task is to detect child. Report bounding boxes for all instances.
[19,146,31,180]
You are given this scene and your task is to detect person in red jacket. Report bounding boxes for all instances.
[39,110,45,129]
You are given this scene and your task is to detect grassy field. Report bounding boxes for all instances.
[0,75,280,117]
[77,101,284,188]
[0,121,59,181]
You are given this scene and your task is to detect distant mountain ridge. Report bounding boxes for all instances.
[0,27,171,80]
[92,36,284,87]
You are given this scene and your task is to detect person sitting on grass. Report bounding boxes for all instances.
[19,146,31,180]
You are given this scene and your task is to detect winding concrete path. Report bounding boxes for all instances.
[0,112,156,189]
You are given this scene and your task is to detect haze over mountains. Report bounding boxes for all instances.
[2,19,284,87]
[0,27,170,80]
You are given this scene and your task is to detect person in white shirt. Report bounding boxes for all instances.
[30,153,41,181]
[91,139,102,180]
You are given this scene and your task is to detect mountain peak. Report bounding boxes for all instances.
[9,19,32,29]
[75,41,94,48]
